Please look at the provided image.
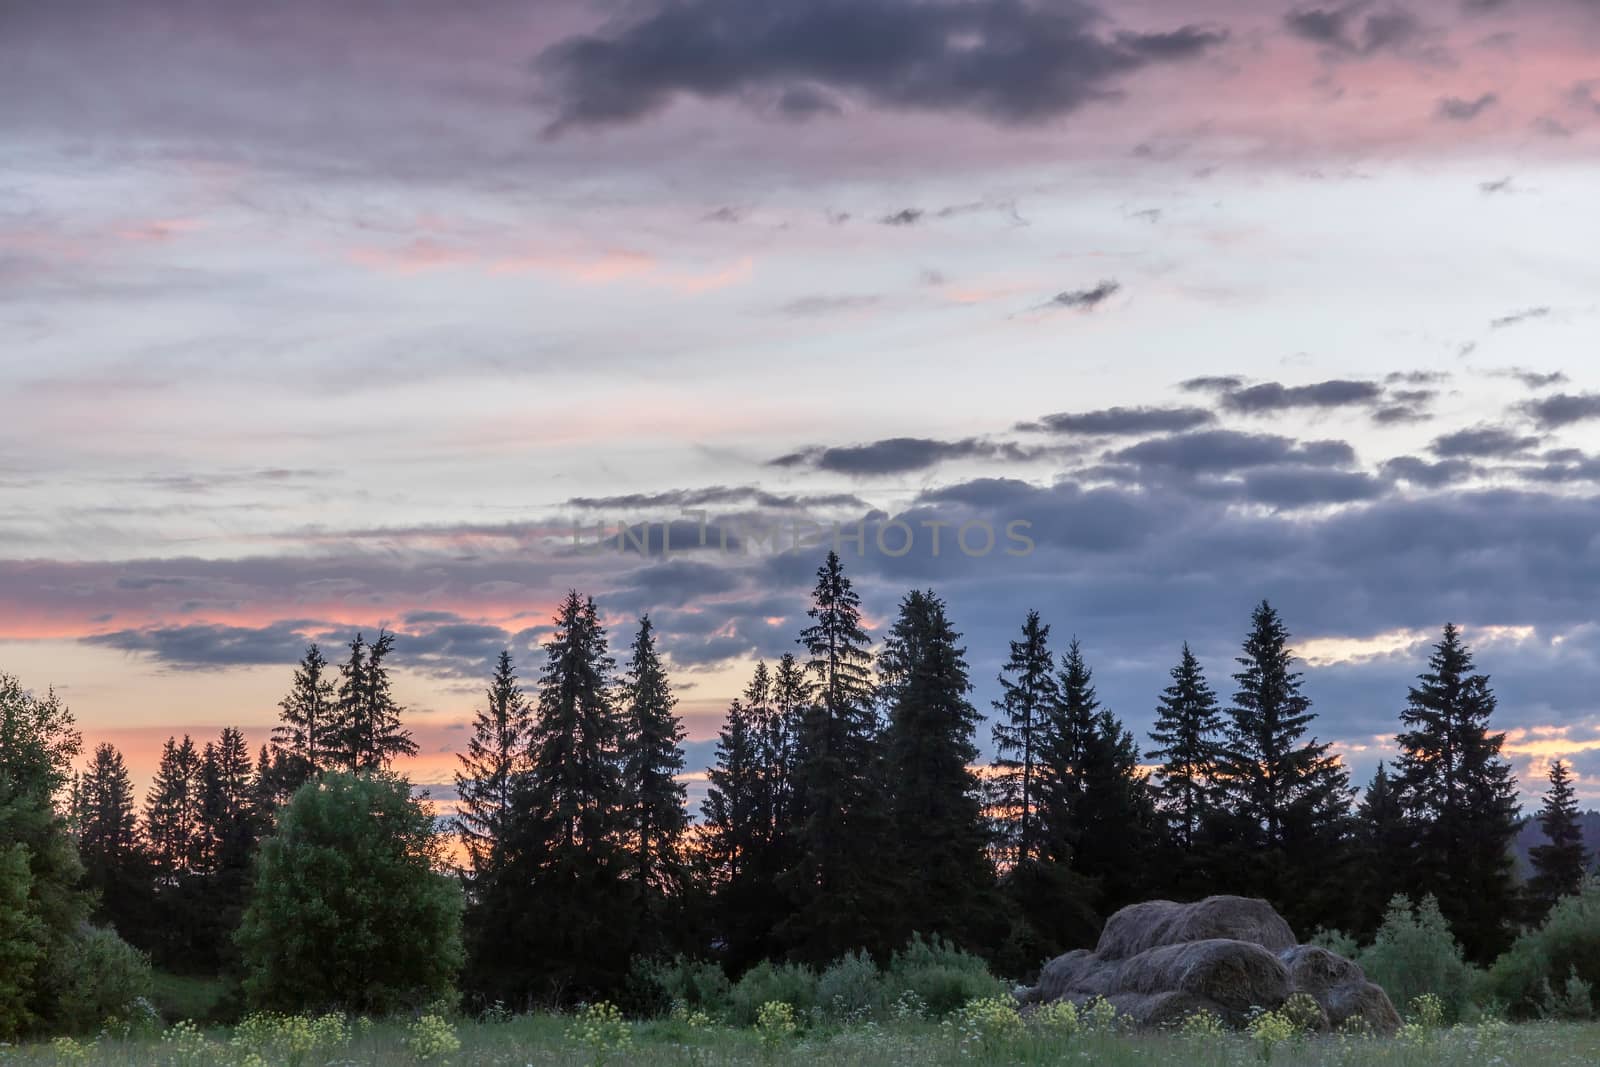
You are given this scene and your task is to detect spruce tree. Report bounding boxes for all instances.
[1039,640,1153,911]
[877,589,997,950]
[1217,602,1352,931]
[197,727,256,871]
[765,653,809,844]
[144,735,202,879]
[702,696,766,969]
[1351,762,1410,938]
[783,550,894,963]
[1393,623,1520,962]
[273,643,335,789]
[991,611,1058,866]
[617,616,689,911]
[1148,643,1225,850]
[454,650,532,876]
[75,743,148,936]
[469,592,631,1002]
[1529,759,1590,918]
[189,728,257,972]
[335,631,417,771]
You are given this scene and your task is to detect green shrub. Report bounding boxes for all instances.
[236,772,463,1016]
[45,923,153,1033]
[728,962,817,1027]
[1358,895,1477,1024]
[817,951,883,1022]
[1308,927,1360,960]
[1487,877,1600,1019]
[631,956,731,1018]
[887,934,1006,1017]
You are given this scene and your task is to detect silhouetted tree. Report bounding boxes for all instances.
[273,643,335,790]
[1039,640,1154,912]
[991,611,1058,867]
[1148,644,1225,850]
[1215,602,1352,933]
[617,616,689,945]
[455,651,532,877]
[877,589,997,950]
[1529,759,1590,919]
[75,743,149,937]
[1394,623,1520,962]
[144,736,202,880]
[334,631,416,771]
[782,551,894,963]
[469,593,631,1003]
[1351,762,1409,938]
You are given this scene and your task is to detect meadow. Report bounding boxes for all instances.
[4,1004,1599,1067]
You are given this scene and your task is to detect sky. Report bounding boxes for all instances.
[5,0,1600,810]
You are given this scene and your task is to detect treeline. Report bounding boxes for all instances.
[10,551,1598,1027]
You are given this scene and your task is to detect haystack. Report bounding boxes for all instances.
[1020,895,1400,1035]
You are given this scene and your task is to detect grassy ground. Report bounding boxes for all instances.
[6,1014,1600,1067]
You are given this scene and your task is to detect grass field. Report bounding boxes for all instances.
[5,1012,1599,1067]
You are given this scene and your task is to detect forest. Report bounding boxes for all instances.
[3,550,1598,1062]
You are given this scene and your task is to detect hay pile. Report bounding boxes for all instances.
[1019,895,1400,1034]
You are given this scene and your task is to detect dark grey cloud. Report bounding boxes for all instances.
[1430,426,1541,459]
[83,620,324,671]
[1016,405,1216,436]
[1284,4,1421,57]
[1218,378,1384,415]
[1384,370,1449,386]
[568,486,868,511]
[1237,467,1385,508]
[1496,369,1568,391]
[1180,374,1248,393]
[1381,455,1479,488]
[1371,403,1433,425]
[1109,430,1356,475]
[1435,93,1497,121]
[1521,393,1600,430]
[1490,307,1551,329]
[770,436,1054,476]
[880,208,924,226]
[1045,279,1120,310]
[538,0,1227,132]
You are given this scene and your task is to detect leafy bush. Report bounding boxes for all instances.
[1358,895,1477,1023]
[45,923,153,1033]
[728,962,818,1027]
[1307,927,1359,960]
[628,956,731,1018]
[236,772,464,1016]
[1487,877,1599,1019]
[886,934,1007,1017]
[817,951,883,1022]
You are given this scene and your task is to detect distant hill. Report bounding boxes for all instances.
[1512,810,1600,879]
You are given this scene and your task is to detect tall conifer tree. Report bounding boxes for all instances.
[273,643,335,788]
[1394,623,1519,961]
[1216,602,1352,932]
[455,650,532,876]
[1528,759,1590,918]
[877,589,997,949]
[991,611,1058,866]
[617,616,689,908]
[1148,643,1225,850]
[783,551,893,963]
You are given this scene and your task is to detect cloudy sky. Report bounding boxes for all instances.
[6,0,1600,806]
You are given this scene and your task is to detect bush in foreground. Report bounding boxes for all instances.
[1488,878,1600,1019]
[1358,895,1478,1024]
[236,772,463,1016]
